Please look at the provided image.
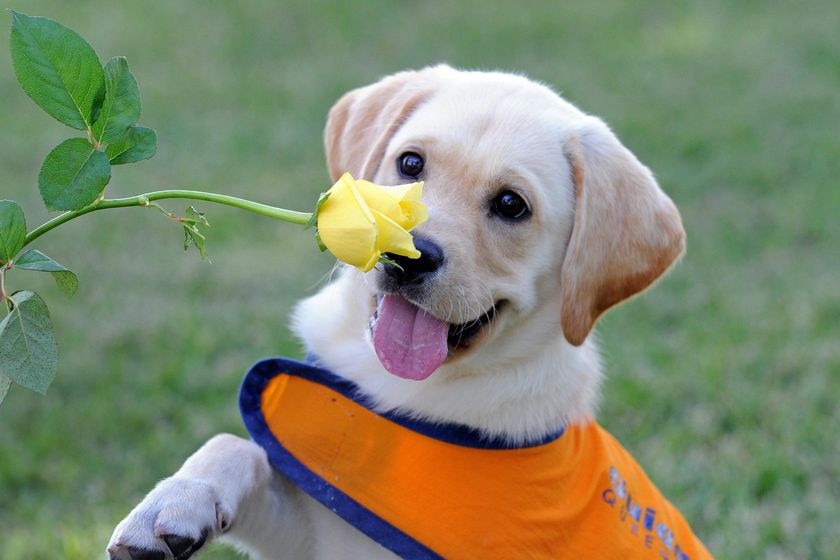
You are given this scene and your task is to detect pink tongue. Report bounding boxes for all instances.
[372,294,449,380]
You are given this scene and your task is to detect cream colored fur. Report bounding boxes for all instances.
[107,65,684,560]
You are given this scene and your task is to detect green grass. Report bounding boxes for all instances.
[1,2,837,558]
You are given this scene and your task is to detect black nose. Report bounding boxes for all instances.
[383,237,444,285]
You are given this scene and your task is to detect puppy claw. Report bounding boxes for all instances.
[127,547,167,560]
[107,543,165,560]
[216,506,232,532]
[163,529,208,559]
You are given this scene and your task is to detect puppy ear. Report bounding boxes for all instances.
[324,71,432,182]
[560,119,686,345]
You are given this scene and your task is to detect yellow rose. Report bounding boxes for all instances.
[315,173,428,272]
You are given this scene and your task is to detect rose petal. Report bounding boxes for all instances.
[372,210,421,259]
[356,180,427,230]
[318,174,380,270]
[316,173,426,272]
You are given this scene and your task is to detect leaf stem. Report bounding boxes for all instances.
[23,190,313,248]
[0,265,8,304]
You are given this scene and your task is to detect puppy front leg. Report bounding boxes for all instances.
[108,433,310,560]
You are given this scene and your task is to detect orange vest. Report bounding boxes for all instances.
[240,357,713,559]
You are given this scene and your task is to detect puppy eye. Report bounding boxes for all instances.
[492,190,530,221]
[397,152,424,178]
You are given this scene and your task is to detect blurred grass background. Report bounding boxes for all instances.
[1,1,837,558]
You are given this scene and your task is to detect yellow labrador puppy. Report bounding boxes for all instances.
[108,65,710,560]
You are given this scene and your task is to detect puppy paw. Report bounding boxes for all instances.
[107,477,232,560]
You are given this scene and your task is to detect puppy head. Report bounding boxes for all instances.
[324,65,684,379]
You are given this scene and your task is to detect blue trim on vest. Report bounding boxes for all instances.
[240,357,443,559]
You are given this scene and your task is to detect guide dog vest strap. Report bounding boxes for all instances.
[240,357,713,560]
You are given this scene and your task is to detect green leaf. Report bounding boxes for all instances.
[39,138,111,211]
[106,126,157,165]
[182,206,210,260]
[0,291,58,395]
[306,191,330,230]
[92,57,141,144]
[378,254,403,271]
[9,11,105,130]
[0,200,27,264]
[14,250,79,297]
[182,206,210,228]
[0,372,11,404]
[314,229,328,253]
